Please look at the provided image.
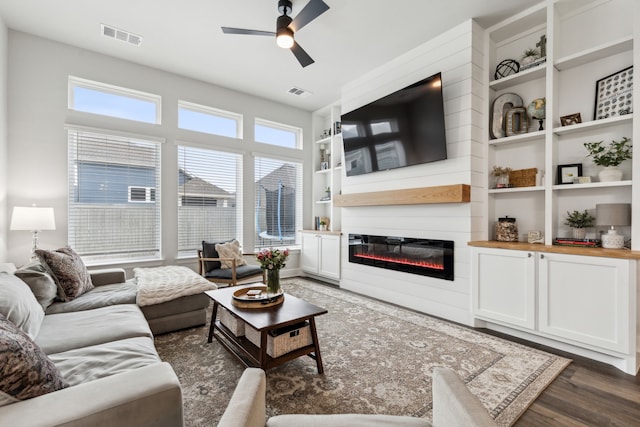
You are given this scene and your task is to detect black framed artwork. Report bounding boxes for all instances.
[557,163,583,185]
[594,66,633,120]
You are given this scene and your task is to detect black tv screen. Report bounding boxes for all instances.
[341,72,447,177]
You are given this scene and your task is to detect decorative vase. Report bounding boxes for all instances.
[598,166,623,182]
[572,227,586,239]
[266,268,281,294]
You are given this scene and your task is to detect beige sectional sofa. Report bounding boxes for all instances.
[0,260,190,426]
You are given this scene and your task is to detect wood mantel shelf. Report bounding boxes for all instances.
[333,184,470,207]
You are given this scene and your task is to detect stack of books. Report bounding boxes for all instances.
[553,238,601,247]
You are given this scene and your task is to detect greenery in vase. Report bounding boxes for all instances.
[521,48,539,60]
[564,210,595,229]
[584,137,632,167]
[256,248,289,270]
[491,166,512,176]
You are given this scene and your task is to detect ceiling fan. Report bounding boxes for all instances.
[221,0,330,68]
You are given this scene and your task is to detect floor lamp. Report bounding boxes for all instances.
[10,206,56,260]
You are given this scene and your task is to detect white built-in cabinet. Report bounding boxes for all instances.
[471,245,638,374]
[471,0,640,375]
[300,232,341,281]
[484,0,638,245]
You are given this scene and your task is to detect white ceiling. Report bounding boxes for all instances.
[0,0,539,111]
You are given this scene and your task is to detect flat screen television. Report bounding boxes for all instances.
[341,72,447,177]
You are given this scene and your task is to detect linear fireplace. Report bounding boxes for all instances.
[349,234,454,281]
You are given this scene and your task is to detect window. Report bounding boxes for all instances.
[254,156,302,248]
[128,186,156,203]
[177,145,243,258]
[255,119,301,149]
[68,76,161,124]
[178,101,242,138]
[68,127,162,262]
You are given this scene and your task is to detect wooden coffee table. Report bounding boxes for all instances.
[205,285,328,373]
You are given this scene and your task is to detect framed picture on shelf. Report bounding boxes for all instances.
[557,163,583,185]
[560,113,581,126]
[594,66,633,120]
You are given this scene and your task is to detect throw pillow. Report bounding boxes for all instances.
[15,260,58,311]
[0,273,45,340]
[0,313,68,406]
[35,246,94,302]
[215,240,247,270]
[202,240,230,272]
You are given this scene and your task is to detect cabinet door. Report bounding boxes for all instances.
[472,247,536,330]
[301,233,319,274]
[318,234,340,280]
[538,253,632,354]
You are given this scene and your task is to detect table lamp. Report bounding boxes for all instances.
[10,206,56,260]
[596,203,631,249]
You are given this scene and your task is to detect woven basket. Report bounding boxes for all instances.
[509,168,537,187]
[219,307,245,337]
[245,322,312,358]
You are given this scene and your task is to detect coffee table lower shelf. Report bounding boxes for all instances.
[211,320,323,373]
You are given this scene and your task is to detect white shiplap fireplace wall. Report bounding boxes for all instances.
[339,20,485,326]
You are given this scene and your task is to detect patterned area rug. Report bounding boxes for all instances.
[155,278,570,426]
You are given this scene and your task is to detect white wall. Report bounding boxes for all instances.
[339,20,485,326]
[0,17,7,262]
[6,31,312,270]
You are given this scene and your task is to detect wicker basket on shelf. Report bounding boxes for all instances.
[509,168,537,188]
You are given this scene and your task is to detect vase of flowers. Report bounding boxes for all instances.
[256,248,289,294]
[584,137,632,182]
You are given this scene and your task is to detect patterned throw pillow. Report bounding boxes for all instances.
[0,313,68,406]
[35,246,94,302]
[215,240,247,270]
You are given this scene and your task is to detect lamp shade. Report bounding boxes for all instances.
[595,203,631,226]
[10,206,56,231]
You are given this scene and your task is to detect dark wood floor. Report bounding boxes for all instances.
[482,329,640,426]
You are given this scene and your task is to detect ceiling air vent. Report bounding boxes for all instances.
[101,24,142,46]
[287,87,312,98]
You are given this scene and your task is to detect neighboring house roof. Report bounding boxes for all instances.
[256,164,297,192]
[179,169,234,199]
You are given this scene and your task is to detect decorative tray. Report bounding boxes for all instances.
[231,286,284,308]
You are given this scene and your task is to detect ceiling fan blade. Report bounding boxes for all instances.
[289,0,329,32]
[221,27,275,36]
[290,41,314,67]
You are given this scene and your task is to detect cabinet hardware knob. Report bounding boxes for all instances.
[540,254,544,259]
[528,253,532,257]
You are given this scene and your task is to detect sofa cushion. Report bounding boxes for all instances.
[0,272,45,339]
[50,337,161,386]
[215,240,247,269]
[267,414,431,427]
[0,313,68,406]
[36,246,94,301]
[45,281,137,315]
[204,264,263,281]
[14,260,58,311]
[36,305,152,355]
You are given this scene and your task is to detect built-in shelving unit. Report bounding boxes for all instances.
[484,0,637,247]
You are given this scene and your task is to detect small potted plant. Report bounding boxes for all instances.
[564,209,595,239]
[584,137,632,181]
[319,219,328,231]
[520,48,540,66]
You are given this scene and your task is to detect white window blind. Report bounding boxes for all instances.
[254,156,302,248]
[68,128,161,262]
[178,145,243,258]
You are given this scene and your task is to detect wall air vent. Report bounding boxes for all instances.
[101,24,142,46]
[287,87,312,98]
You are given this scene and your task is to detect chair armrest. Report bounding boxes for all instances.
[432,368,497,427]
[218,368,266,427]
[0,362,183,427]
[89,268,127,286]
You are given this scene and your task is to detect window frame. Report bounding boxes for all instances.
[68,76,162,124]
[178,100,243,138]
[254,118,303,150]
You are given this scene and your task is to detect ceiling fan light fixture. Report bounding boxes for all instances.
[276,27,294,48]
